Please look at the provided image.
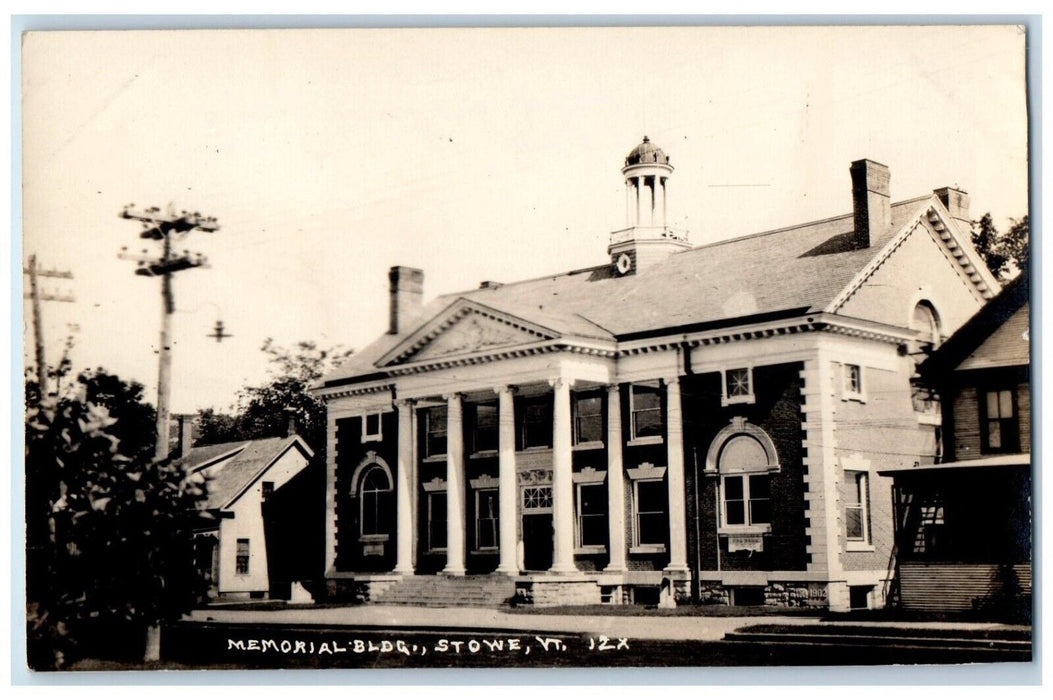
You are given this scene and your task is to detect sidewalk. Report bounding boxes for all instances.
[185,605,1027,642]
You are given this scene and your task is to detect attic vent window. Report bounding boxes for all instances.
[723,367,756,406]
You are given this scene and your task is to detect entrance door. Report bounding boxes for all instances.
[521,485,554,571]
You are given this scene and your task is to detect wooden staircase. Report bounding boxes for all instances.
[370,575,517,608]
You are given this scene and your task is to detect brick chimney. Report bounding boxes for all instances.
[934,186,971,235]
[850,159,891,249]
[388,266,424,335]
[177,414,194,459]
[283,407,297,438]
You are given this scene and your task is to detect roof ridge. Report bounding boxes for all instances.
[685,194,933,253]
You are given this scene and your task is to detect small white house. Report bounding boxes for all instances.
[182,435,315,600]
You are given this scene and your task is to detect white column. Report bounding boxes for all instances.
[549,378,576,574]
[664,377,689,572]
[443,393,466,575]
[604,384,627,572]
[625,180,633,228]
[394,399,415,574]
[635,176,644,227]
[495,385,518,574]
[657,175,665,228]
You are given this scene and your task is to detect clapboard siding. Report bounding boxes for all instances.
[900,563,1032,611]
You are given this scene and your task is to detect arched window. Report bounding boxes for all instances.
[706,419,779,531]
[359,465,392,538]
[910,301,941,350]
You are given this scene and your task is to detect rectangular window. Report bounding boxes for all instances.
[633,479,667,546]
[261,481,274,502]
[475,489,499,550]
[982,389,1019,453]
[630,383,663,440]
[235,538,250,575]
[843,364,864,400]
[576,483,608,548]
[427,492,447,551]
[424,406,448,458]
[573,394,603,445]
[473,404,498,453]
[845,471,870,543]
[362,412,382,442]
[520,398,552,449]
[722,474,772,527]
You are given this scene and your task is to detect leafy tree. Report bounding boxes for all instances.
[194,407,239,446]
[25,370,209,669]
[971,212,1029,280]
[196,339,353,461]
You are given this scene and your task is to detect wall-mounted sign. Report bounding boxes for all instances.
[727,534,764,553]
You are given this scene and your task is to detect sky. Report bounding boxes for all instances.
[20,25,1029,414]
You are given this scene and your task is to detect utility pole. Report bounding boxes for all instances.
[119,205,218,461]
[23,255,75,399]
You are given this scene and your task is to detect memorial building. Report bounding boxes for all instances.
[312,137,1000,610]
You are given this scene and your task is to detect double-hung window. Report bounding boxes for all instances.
[520,398,552,450]
[982,389,1019,453]
[845,471,870,545]
[629,383,662,441]
[473,403,498,453]
[573,394,603,446]
[475,488,499,550]
[426,490,447,552]
[424,406,448,458]
[235,538,250,575]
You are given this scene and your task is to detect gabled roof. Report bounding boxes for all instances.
[177,435,314,510]
[321,194,994,387]
[920,272,1030,379]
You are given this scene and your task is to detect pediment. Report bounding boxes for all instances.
[378,299,559,367]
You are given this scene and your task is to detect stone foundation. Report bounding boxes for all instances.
[698,582,731,605]
[763,581,828,607]
[516,578,602,607]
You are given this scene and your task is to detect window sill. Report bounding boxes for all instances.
[718,525,772,536]
[846,542,875,552]
[841,393,866,404]
[575,545,607,555]
[359,534,390,543]
[627,435,664,447]
[470,450,498,459]
[426,548,447,555]
[573,441,605,452]
[518,446,553,454]
[422,454,448,463]
[629,545,667,555]
[470,548,499,555]
[361,434,383,444]
[721,394,756,407]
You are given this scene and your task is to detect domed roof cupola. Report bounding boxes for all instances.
[625,135,670,166]
[609,136,689,276]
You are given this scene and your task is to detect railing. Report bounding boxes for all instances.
[609,226,689,245]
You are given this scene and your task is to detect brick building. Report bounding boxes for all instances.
[311,138,1001,610]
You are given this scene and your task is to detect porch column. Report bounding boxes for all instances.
[394,399,416,574]
[549,377,577,573]
[604,383,627,572]
[443,393,466,575]
[664,376,689,572]
[495,385,518,574]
